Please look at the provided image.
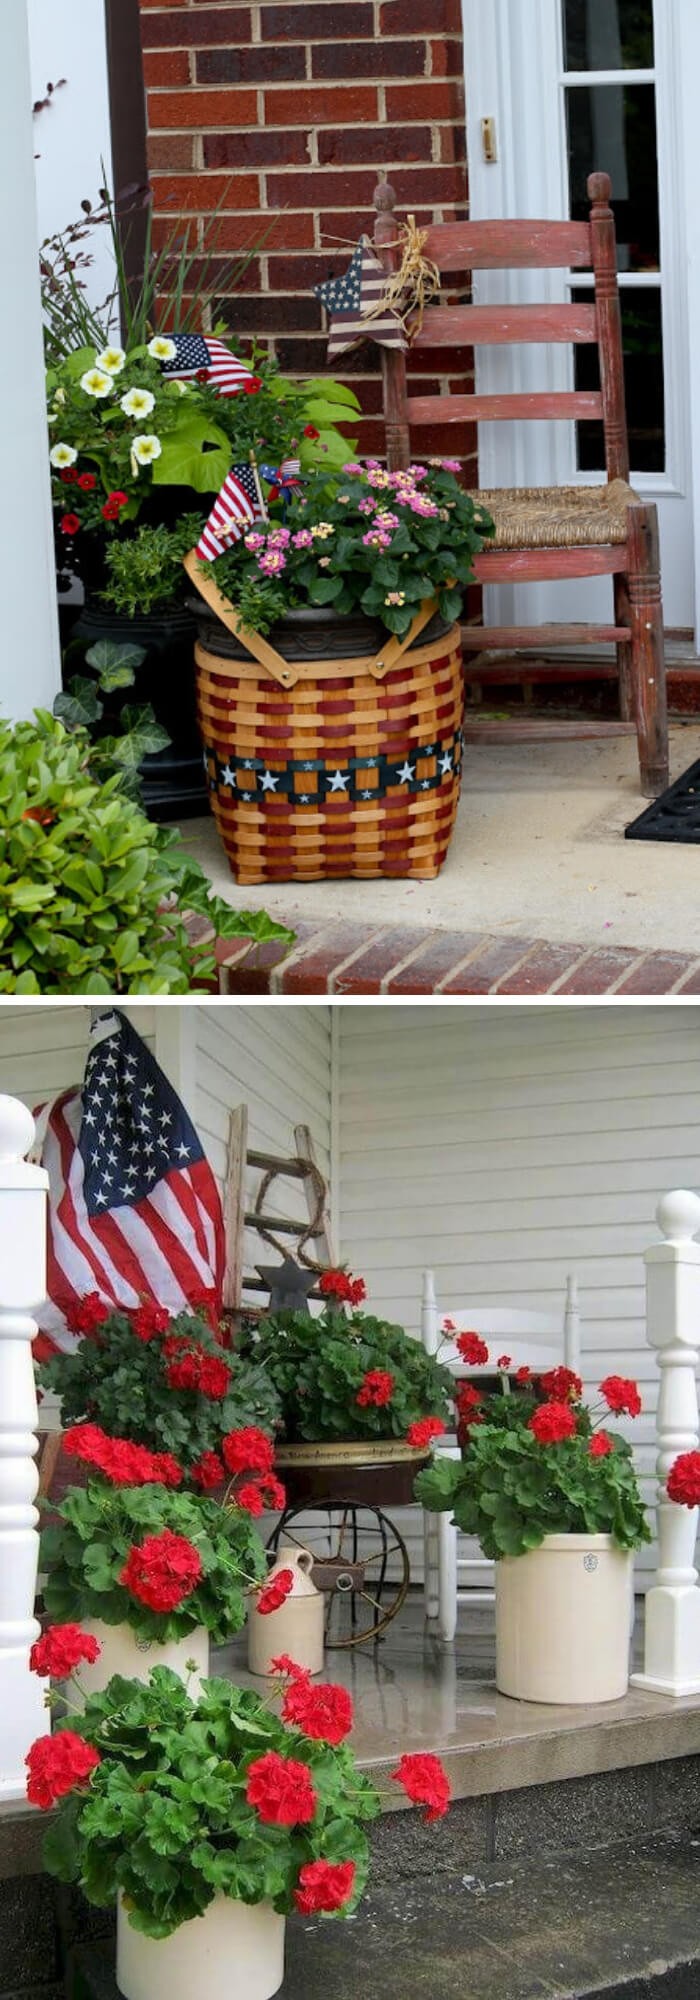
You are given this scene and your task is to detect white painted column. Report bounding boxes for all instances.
[631,1189,700,1698]
[0,1098,50,1799]
[0,2,61,717]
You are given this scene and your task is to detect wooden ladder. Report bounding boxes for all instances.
[222,1103,334,1316]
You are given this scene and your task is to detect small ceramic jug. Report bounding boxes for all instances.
[248,1545,325,1678]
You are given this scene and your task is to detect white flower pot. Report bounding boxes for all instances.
[75,1620,209,1701]
[495,1534,634,1704]
[117,1893,285,2000]
[248,1546,325,1678]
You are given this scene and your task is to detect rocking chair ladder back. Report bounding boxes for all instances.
[373,173,668,798]
[222,1103,335,1316]
[420,1270,581,1642]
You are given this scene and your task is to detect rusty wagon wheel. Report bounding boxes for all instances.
[268,1500,410,1648]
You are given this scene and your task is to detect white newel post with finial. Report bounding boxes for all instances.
[631,1188,700,1698]
[0,1096,50,1797]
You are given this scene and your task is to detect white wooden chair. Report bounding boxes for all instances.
[421,1271,581,1642]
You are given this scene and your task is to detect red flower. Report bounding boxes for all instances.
[59,513,80,535]
[59,468,78,483]
[294,1859,355,1914]
[29,1624,100,1680]
[166,1353,199,1391]
[102,500,121,520]
[70,1293,111,1337]
[191,1449,225,1491]
[256,1568,294,1616]
[165,1347,230,1397]
[539,1367,583,1403]
[455,1332,489,1366]
[77,472,96,491]
[197,1355,231,1398]
[282,1677,353,1744]
[22,806,55,826]
[110,491,129,506]
[236,1473,287,1516]
[245,1749,317,1825]
[222,1427,275,1476]
[130,1302,170,1342]
[270,1655,308,1681]
[667,1450,700,1509]
[390,1752,451,1823]
[600,1375,642,1418]
[242,375,263,394]
[62,1424,182,1488]
[516,1366,532,1384]
[25,1731,101,1811]
[406,1416,445,1451]
[302,424,320,440]
[196,367,210,383]
[356,1369,394,1408]
[589,1432,613,1459]
[497,1354,512,1370]
[119,1529,202,1613]
[528,1400,577,1445]
[319,1268,366,1306]
[455,1381,483,1447]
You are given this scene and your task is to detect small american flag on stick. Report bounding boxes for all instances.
[195,461,265,561]
[160,333,253,397]
[33,1012,225,1355]
[314,238,407,361]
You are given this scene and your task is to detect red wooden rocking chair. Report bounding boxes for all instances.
[373,173,668,798]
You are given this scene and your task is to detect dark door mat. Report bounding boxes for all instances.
[625,760,700,842]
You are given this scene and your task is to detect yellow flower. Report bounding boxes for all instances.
[95,345,126,375]
[131,433,162,468]
[120,387,156,419]
[80,368,112,399]
[148,335,177,362]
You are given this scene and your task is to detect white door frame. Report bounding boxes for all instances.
[460,0,700,643]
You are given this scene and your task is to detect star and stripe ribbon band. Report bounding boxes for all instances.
[203,730,462,805]
[314,239,408,360]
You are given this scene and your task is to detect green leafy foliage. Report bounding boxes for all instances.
[415,1379,651,1559]
[43,1670,380,1934]
[41,1485,267,1644]
[206,460,492,640]
[0,713,293,994]
[101,521,206,619]
[239,1303,453,1445]
[54,639,168,804]
[38,1305,281,1471]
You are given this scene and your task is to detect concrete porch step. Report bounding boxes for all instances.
[67,1829,700,2000]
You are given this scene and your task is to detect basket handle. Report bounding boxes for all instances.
[184,550,441,687]
[183,550,301,688]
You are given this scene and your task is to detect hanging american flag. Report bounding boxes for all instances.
[33,1012,225,1356]
[314,238,407,361]
[160,333,253,397]
[194,461,264,562]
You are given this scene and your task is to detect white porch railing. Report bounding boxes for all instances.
[631,1189,700,1698]
[0,1097,50,1799]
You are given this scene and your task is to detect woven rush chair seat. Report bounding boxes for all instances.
[470,479,637,550]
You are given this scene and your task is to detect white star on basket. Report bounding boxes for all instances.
[328,771,350,792]
[439,751,453,775]
[396,760,415,783]
[221,763,236,786]
[260,771,279,792]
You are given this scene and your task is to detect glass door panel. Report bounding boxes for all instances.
[562,0,654,71]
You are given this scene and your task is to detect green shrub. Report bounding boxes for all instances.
[101,519,205,618]
[0,712,292,994]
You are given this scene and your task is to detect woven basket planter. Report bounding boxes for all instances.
[184,553,464,884]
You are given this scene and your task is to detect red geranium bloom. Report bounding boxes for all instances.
[197,1354,231,1398]
[455,1332,489,1366]
[589,1432,613,1459]
[539,1367,583,1403]
[282,1677,353,1745]
[406,1416,445,1451]
[516,1366,532,1384]
[242,375,263,394]
[77,473,96,491]
[667,1450,700,1509]
[29,1623,100,1680]
[190,1449,225,1491]
[165,1353,200,1391]
[62,1424,182,1488]
[318,1268,366,1306]
[130,1302,170,1342]
[222,1427,275,1476]
[256,1568,294,1616]
[456,1383,482,1413]
[528,1400,577,1445]
[302,424,320,440]
[497,1354,512,1370]
[70,1293,111,1337]
[356,1369,394,1408]
[236,1473,287,1516]
[270,1655,308,1681]
[119,1529,202,1613]
[59,513,80,534]
[26,1731,101,1811]
[600,1375,642,1418]
[245,1749,317,1825]
[390,1752,451,1822]
[294,1860,355,1914]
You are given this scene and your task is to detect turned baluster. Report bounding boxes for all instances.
[631,1189,700,1697]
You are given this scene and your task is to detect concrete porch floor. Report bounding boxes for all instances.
[179,722,700,991]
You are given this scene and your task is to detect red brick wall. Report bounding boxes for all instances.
[137,0,468,455]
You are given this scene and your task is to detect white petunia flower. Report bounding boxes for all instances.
[131,433,162,468]
[96,345,126,375]
[148,335,177,362]
[53,387,66,405]
[80,368,113,398]
[120,386,156,419]
[49,442,78,468]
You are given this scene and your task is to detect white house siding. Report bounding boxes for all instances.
[0,1006,156,1108]
[337,1003,700,1584]
[28,0,115,319]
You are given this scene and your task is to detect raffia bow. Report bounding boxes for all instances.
[361,214,441,343]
